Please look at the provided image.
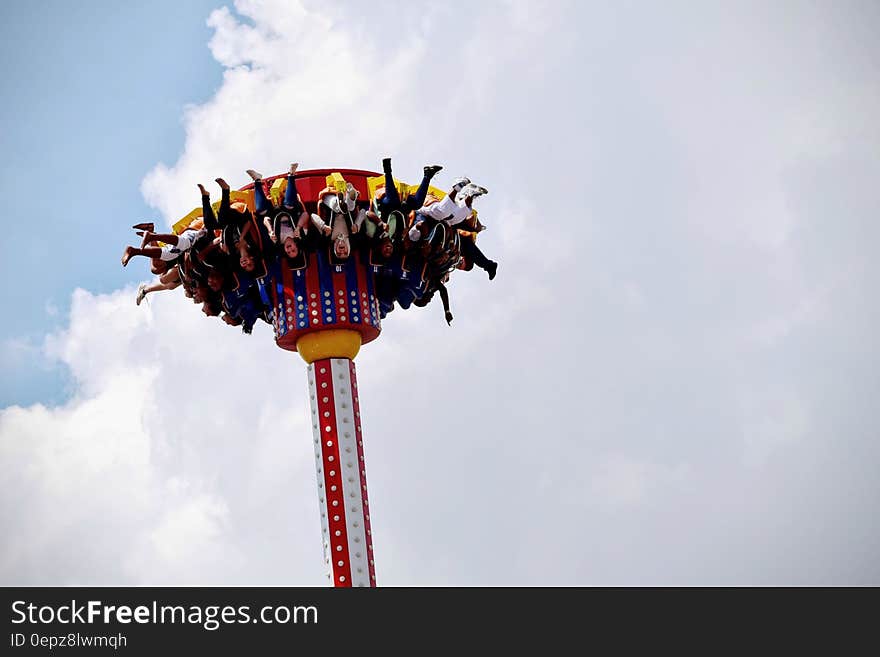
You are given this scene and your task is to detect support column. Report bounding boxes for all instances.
[307,357,375,587]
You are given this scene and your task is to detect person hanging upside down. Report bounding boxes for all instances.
[199,178,252,232]
[413,274,455,325]
[121,225,207,268]
[374,157,442,223]
[309,183,365,261]
[407,180,488,241]
[246,163,312,262]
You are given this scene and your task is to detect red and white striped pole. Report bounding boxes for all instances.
[241,168,386,587]
[306,357,375,587]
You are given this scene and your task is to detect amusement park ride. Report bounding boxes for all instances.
[159,167,488,587]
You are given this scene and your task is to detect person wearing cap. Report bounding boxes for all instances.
[407,180,488,242]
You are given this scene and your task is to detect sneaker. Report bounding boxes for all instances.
[424,164,443,177]
[486,261,498,281]
[459,183,487,199]
[136,283,147,306]
[246,169,262,181]
[452,177,471,193]
[344,183,358,211]
[289,162,299,175]
[382,157,392,173]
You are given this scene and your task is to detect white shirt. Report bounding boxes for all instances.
[417,195,472,226]
[278,222,295,242]
[309,213,350,242]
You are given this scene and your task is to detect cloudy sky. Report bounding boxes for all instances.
[2,0,878,585]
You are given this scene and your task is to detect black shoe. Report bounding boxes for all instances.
[382,158,392,173]
[487,261,498,280]
[424,164,443,177]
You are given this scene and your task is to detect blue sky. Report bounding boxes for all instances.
[0,1,222,405]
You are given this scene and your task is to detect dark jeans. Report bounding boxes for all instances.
[204,188,251,232]
[284,174,301,211]
[380,170,431,214]
[254,174,303,216]
[461,238,492,271]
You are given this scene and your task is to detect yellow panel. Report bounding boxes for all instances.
[173,208,203,235]
[233,189,255,214]
[270,177,287,206]
[421,191,442,206]
[367,175,411,201]
[325,172,348,195]
[171,190,253,235]
[366,175,385,200]
[296,329,362,363]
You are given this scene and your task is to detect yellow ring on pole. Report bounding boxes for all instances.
[296,329,362,364]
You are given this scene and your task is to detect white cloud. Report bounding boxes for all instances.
[1,288,320,584]
[589,455,688,508]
